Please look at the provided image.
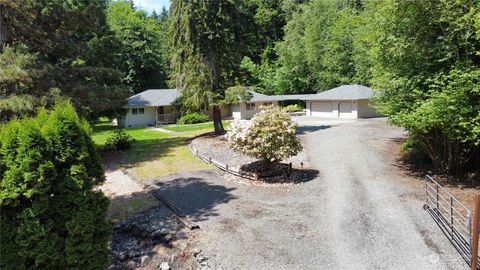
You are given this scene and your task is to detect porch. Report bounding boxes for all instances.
[156,106,176,125]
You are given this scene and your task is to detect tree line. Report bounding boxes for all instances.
[1,0,479,171]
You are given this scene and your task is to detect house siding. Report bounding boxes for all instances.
[121,107,156,127]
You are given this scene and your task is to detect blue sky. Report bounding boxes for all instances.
[133,0,170,13]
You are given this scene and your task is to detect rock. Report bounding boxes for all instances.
[193,248,202,257]
[197,256,208,263]
[140,255,149,266]
[164,233,174,242]
[160,262,170,270]
[118,251,128,261]
[160,228,170,235]
[128,250,140,258]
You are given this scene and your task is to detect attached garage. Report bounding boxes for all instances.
[338,102,352,118]
[304,85,380,119]
[311,101,333,117]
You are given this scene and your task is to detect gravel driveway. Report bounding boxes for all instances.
[148,117,466,270]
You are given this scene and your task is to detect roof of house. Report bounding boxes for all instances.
[124,85,374,107]
[124,89,181,107]
[302,84,374,101]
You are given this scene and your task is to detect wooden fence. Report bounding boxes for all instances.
[190,144,304,181]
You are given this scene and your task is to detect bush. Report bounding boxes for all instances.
[0,101,110,269]
[105,128,135,150]
[178,112,210,124]
[226,107,303,167]
[282,104,304,112]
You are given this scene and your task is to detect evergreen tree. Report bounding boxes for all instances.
[171,0,249,134]
[0,0,128,120]
[0,101,110,269]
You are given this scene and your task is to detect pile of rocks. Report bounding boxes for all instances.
[108,206,197,270]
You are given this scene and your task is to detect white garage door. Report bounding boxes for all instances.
[311,102,333,117]
[339,102,352,118]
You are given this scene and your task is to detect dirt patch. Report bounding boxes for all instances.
[391,138,480,211]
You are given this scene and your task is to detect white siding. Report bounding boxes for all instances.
[231,101,278,120]
[357,99,380,118]
[122,106,156,127]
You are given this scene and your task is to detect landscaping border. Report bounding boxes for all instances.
[189,144,304,181]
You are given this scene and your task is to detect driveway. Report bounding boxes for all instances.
[149,118,466,269]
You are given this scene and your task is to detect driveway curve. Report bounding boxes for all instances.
[149,117,465,270]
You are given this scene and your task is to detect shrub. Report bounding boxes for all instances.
[178,112,210,124]
[0,101,110,270]
[105,128,135,150]
[282,104,304,112]
[226,107,303,167]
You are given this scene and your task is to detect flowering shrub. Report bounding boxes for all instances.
[226,107,302,167]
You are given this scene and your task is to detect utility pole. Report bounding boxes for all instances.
[471,195,480,270]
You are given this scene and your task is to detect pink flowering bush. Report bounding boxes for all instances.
[226,107,302,167]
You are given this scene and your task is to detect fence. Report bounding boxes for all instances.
[424,175,479,268]
[190,144,303,181]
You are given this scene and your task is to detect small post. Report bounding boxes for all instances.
[196,149,199,156]
[226,164,229,172]
[471,195,480,270]
[451,197,454,240]
[209,157,212,164]
[301,162,303,171]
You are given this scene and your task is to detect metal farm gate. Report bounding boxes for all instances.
[424,175,479,268]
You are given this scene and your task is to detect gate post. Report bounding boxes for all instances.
[471,195,480,270]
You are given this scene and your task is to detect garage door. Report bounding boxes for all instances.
[339,102,352,118]
[311,102,333,117]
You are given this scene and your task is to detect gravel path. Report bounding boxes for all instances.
[148,117,466,270]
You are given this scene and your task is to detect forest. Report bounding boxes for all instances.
[0,0,479,174]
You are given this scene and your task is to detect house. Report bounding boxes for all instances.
[119,89,180,127]
[119,85,379,127]
[230,91,281,120]
[301,85,380,119]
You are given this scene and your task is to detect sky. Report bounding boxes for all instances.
[133,0,170,14]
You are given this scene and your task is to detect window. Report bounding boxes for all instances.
[131,108,144,115]
[246,103,255,111]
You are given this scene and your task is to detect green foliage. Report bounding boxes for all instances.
[273,0,368,94]
[282,104,304,112]
[105,128,135,150]
[0,0,128,120]
[107,2,171,92]
[368,0,480,175]
[226,107,303,165]
[0,101,110,269]
[178,113,210,125]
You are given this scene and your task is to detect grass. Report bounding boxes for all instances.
[91,119,224,180]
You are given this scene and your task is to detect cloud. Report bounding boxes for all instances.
[133,0,170,13]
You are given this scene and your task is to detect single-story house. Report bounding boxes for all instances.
[119,84,379,127]
[119,89,180,127]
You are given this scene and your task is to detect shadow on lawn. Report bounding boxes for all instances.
[121,137,188,165]
[149,172,237,222]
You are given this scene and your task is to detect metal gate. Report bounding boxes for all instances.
[424,175,479,267]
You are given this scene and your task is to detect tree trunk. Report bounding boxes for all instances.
[212,105,225,135]
[0,4,12,52]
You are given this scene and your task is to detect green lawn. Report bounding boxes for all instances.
[91,119,229,180]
